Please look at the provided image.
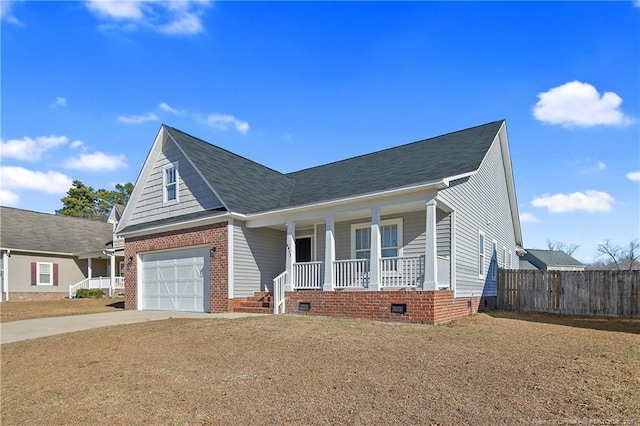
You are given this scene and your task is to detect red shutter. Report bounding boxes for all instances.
[53,263,59,286]
[31,262,37,286]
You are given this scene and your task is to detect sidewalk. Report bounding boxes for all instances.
[0,311,265,344]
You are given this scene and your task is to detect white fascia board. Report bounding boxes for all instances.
[116,126,167,234]
[0,247,75,256]
[499,123,524,247]
[244,180,447,228]
[165,129,231,212]
[117,213,233,238]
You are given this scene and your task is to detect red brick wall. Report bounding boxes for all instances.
[123,222,228,313]
[285,290,495,324]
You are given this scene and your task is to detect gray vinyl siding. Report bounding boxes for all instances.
[437,135,518,298]
[332,211,447,260]
[6,253,108,293]
[233,222,286,297]
[128,138,224,227]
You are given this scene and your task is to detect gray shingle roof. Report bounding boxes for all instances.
[166,120,504,214]
[0,207,113,255]
[166,127,296,214]
[523,249,584,268]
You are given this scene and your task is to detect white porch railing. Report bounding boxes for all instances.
[380,255,425,288]
[69,276,125,298]
[293,261,324,289]
[437,255,451,288]
[273,271,287,314]
[334,259,370,289]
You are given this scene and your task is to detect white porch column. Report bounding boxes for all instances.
[87,258,93,279]
[369,207,381,291]
[285,221,296,292]
[323,215,335,291]
[424,198,438,290]
[110,252,116,296]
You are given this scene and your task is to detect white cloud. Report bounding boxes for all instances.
[85,0,211,35]
[0,135,69,161]
[64,152,127,171]
[159,102,182,114]
[635,0,640,8]
[626,171,640,182]
[532,190,614,213]
[53,97,68,107]
[85,0,146,20]
[1,0,22,25]
[1,166,72,194]
[0,189,20,206]
[118,112,159,124]
[70,140,85,149]
[597,161,606,171]
[533,81,634,127]
[519,212,540,223]
[207,114,250,134]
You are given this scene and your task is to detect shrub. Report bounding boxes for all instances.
[75,288,105,299]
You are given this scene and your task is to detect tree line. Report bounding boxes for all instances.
[56,180,133,221]
[547,239,639,271]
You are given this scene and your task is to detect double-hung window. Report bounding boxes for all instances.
[38,262,53,285]
[351,218,403,260]
[163,162,179,205]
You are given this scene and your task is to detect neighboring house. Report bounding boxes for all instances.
[0,207,125,301]
[519,249,585,271]
[116,120,523,323]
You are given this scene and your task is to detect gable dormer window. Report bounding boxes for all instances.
[163,162,179,205]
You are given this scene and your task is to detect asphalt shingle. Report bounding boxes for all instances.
[0,207,113,255]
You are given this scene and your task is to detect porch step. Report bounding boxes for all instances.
[232,292,274,314]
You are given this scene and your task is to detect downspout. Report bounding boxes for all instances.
[3,249,10,302]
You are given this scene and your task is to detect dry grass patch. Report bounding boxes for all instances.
[2,313,639,425]
[0,298,124,322]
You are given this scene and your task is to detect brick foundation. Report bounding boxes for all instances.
[123,222,228,313]
[6,292,69,301]
[284,290,496,324]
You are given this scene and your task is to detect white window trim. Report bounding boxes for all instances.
[509,250,513,269]
[491,239,498,280]
[502,246,507,269]
[350,218,403,259]
[478,230,485,278]
[162,161,179,206]
[37,262,53,286]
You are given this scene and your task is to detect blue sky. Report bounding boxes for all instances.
[1,1,638,263]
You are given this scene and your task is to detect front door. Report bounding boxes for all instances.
[296,237,312,262]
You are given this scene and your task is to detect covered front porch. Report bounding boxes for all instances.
[259,196,454,314]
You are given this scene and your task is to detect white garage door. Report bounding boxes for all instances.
[141,247,210,312]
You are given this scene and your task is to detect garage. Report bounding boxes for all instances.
[140,247,210,312]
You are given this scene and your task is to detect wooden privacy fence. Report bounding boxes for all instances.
[498,269,640,317]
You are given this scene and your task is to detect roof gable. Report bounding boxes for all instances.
[166,127,296,214]
[163,120,504,214]
[0,207,113,255]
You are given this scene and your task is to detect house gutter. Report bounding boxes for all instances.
[117,175,471,237]
[242,178,454,222]
[0,247,75,256]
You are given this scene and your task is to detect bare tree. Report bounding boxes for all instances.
[596,239,640,271]
[547,239,579,256]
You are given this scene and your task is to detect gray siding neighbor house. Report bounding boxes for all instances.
[116,120,523,323]
[519,249,585,271]
[0,207,124,301]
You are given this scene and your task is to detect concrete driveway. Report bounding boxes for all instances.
[0,311,265,344]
